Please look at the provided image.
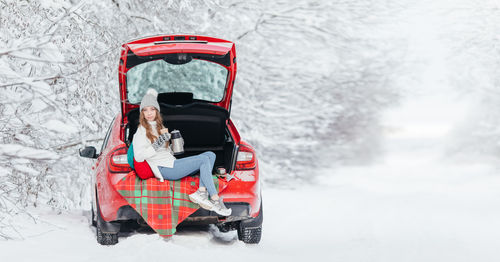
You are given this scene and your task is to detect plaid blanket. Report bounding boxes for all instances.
[114,172,228,237]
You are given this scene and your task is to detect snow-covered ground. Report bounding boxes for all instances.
[2,153,500,262]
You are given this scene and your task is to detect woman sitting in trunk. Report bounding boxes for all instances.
[133,88,231,216]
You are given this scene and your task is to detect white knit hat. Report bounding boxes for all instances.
[140,88,160,112]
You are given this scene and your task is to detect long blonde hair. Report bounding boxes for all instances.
[139,108,169,148]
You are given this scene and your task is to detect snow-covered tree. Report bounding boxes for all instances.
[0,0,407,238]
[435,0,500,158]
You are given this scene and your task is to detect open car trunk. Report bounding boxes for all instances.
[124,98,237,173]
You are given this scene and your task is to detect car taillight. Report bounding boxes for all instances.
[109,146,131,173]
[112,154,128,164]
[235,144,256,170]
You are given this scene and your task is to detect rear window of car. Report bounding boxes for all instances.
[126,59,228,103]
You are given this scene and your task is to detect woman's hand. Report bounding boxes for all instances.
[160,128,169,134]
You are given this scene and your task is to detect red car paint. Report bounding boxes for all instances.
[93,35,261,223]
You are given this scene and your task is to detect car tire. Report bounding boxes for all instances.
[237,225,262,244]
[91,188,97,227]
[95,193,119,245]
[237,202,263,244]
[96,224,118,245]
[91,205,97,227]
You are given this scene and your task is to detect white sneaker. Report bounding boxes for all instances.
[208,198,232,216]
[189,190,212,209]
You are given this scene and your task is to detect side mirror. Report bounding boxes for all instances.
[79,146,98,159]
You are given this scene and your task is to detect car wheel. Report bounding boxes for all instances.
[237,225,262,244]
[96,224,118,245]
[91,188,97,226]
[237,202,263,244]
[95,194,119,245]
[91,205,97,227]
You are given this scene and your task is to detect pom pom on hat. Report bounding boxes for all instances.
[145,88,158,97]
[140,88,160,112]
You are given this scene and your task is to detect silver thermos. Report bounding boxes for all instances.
[170,130,184,155]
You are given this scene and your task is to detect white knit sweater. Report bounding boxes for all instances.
[132,121,176,181]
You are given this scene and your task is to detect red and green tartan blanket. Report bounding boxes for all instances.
[114,172,228,237]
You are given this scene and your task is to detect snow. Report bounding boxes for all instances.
[43,119,79,134]
[0,144,58,160]
[12,164,39,175]
[1,151,500,261]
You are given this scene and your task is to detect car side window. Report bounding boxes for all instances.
[100,117,115,155]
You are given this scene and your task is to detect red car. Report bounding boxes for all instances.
[79,35,263,245]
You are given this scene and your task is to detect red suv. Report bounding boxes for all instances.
[79,35,263,245]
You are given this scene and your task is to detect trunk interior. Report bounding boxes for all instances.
[124,100,236,173]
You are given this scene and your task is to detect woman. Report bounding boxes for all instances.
[133,88,231,216]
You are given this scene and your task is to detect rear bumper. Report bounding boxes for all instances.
[113,202,254,224]
[182,202,252,224]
